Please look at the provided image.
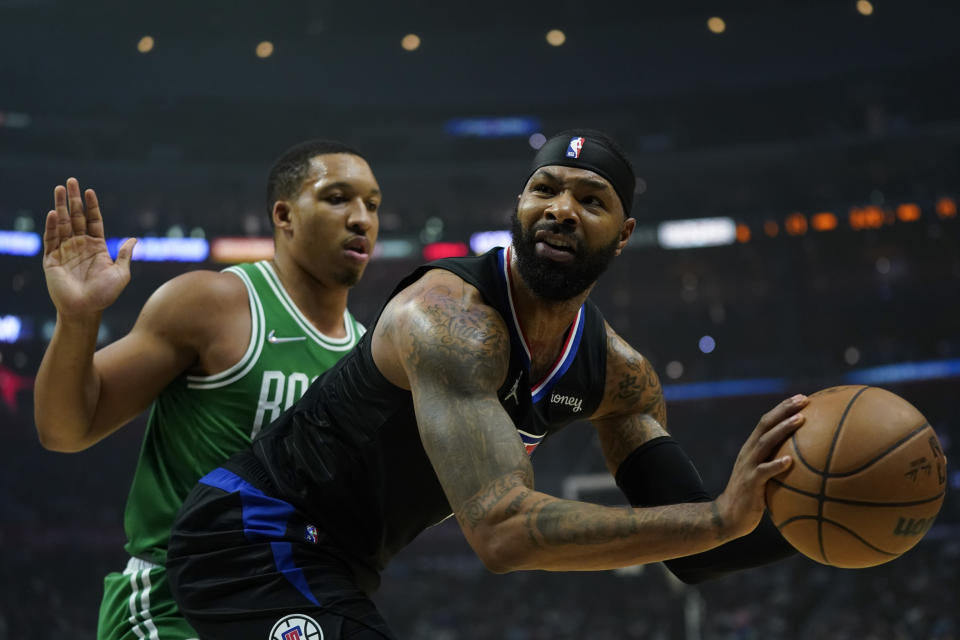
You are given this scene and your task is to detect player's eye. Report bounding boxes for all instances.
[531,183,555,195]
[325,194,348,205]
[581,195,606,208]
[366,200,379,212]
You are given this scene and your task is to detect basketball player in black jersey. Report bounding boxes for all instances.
[167,130,803,639]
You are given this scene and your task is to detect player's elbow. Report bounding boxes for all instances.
[36,429,88,453]
[469,523,530,575]
[474,540,517,574]
[34,416,91,453]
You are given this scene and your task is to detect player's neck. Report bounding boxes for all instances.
[507,258,592,356]
[269,255,350,338]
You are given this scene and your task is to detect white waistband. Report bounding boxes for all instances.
[124,555,161,573]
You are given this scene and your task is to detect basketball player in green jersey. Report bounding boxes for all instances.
[34,140,381,640]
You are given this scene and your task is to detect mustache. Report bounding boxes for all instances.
[529,221,576,237]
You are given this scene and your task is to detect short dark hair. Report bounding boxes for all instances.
[265,139,365,224]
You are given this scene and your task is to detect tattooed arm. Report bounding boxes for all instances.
[377,270,798,573]
[590,324,807,581]
[591,325,670,475]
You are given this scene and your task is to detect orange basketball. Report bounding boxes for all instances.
[765,385,947,568]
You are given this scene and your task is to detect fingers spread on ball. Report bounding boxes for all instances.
[757,412,805,461]
[758,395,804,433]
[757,455,793,481]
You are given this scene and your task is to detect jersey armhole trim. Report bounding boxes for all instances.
[186,266,266,389]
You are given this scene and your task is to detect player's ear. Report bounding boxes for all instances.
[273,201,292,229]
[615,217,636,255]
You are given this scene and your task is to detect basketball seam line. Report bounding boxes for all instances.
[768,478,945,507]
[817,385,870,565]
[789,419,930,477]
[774,515,899,558]
[827,421,932,478]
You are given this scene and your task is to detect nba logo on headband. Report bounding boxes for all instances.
[566,137,585,159]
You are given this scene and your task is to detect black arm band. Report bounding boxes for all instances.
[614,436,796,584]
[614,436,711,506]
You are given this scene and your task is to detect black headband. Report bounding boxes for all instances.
[525,134,635,215]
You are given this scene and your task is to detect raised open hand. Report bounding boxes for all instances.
[42,178,137,317]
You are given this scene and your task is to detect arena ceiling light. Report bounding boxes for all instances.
[137,36,154,54]
[707,17,726,34]
[401,34,421,51]
[656,217,736,249]
[546,29,566,46]
[256,41,274,58]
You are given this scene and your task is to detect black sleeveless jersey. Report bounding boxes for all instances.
[241,247,608,592]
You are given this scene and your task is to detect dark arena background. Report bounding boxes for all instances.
[2,1,959,638]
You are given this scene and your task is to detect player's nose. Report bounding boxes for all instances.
[346,197,375,232]
[545,190,579,225]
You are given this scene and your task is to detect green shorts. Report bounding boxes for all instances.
[98,556,199,640]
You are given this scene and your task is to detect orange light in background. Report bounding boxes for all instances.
[866,206,886,227]
[936,197,957,219]
[546,29,566,46]
[896,203,921,222]
[784,213,808,236]
[811,212,838,231]
[763,220,779,237]
[137,36,155,53]
[255,41,274,58]
[849,206,885,230]
[856,0,874,16]
[211,237,274,263]
[735,223,751,243]
[401,34,421,51]
[707,17,726,34]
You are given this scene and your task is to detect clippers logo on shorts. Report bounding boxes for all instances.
[305,524,319,544]
[269,614,324,640]
[566,136,585,159]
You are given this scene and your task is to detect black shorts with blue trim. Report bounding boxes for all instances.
[167,466,396,640]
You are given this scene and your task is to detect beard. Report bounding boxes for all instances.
[333,265,363,288]
[510,212,620,302]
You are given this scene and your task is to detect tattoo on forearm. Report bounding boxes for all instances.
[710,501,725,540]
[532,501,640,546]
[524,497,550,550]
[458,469,532,530]
[503,489,529,518]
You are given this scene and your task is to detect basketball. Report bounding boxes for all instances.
[765,385,947,568]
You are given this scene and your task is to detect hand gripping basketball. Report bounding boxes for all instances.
[715,394,809,540]
[765,386,947,568]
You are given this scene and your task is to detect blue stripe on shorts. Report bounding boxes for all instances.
[199,467,320,606]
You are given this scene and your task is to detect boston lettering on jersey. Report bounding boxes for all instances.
[253,371,320,438]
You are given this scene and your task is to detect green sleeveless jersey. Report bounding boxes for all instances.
[122,261,364,564]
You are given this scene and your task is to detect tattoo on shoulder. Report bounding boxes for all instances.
[606,332,666,426]
[406,285,509,389]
